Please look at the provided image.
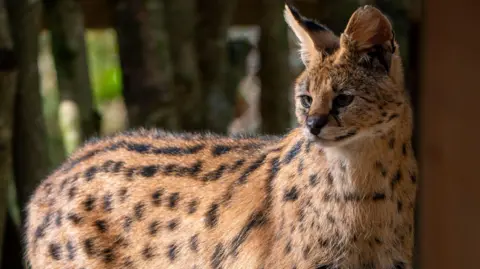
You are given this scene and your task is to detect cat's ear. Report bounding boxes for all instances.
[341,5,397,72]
[284,3,339,66]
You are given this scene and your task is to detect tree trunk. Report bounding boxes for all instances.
[258,0,292,134]
[6,0,50,214]
[1,211,23,269]
[113,0,178,130]
[164,0,203,131]
[43,0,99,154]
[225,38,253,121]
[196,0,237,133]
[0,0,16,264]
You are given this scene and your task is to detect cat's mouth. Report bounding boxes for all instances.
[303,127,359,147]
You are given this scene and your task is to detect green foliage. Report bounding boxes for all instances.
[86,30,123,105]
[94,66,122,103]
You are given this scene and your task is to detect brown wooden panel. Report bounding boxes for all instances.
[419,0,480,268]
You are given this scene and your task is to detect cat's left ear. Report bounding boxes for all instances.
[284,3,339,66]
[341,5,397,72]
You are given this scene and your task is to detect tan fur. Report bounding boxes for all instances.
[25,5,417,269]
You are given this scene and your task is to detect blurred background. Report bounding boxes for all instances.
[0,0,479,268]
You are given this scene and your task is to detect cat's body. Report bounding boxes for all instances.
[25,4,417,269]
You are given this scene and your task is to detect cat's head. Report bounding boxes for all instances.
[285,4,408,147]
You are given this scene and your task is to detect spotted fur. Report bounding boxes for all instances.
[25,4,417,269]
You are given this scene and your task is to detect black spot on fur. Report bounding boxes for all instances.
[283,140,304,164]
[397,200,403,212]
[123,257,134,267]
[375,161,387,177]
[308,174,318,187]
[327,173,334,185]
[68,186,77,200]
[84,238,95,256]
[85,166,98,181]
[394,261,406,269]
[203,164,227,181]
[211,243,225,269]
[190,234,199,252]
[305,140,312,153]
[188,200,198,214]
[66,240,75,260]
[391,169,402,189]
[152,189,164,206]
[230,158,245,172]
[112,161,125,173]
[388,114,399,121]
[59,178,68,193]
[55,210,62,226]
[119,188,128,202]
[205,203,219,228]
[303,245,311,259]
[344,192,361,202]
[128,143,151,153]
[168,219,179,230]
[149,220,160,235]
[103,193,113,212]
[230,211,266,256]
[84,195,96,211]
[67,213,83,224]
[163,161,204,177]
[102,160,114,172]
[95,220,108,233]
[142,246,154,260]
[212,145,232,156]
[285,240,292,254]
[169,193,180,209]
[153,144,204,155]
[402,143,407,156]
[125,168,136,180]
[410,172,417,183]
[327,214,336,224]
[134,202,145,220]
[372,193,386,201]
[238,154,267,184]
[48,243,62,260]
[141,165,159,177]
[103,248,114,263]
[316,265,334,269]
[284,186,299,201]
[168,244,177,261]
[297,159,304,175]
[264,156,280,214]
[124,216,133,231]
[389,138,396,149]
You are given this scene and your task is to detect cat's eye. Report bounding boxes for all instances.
[299,95,313,109]
[333,94,354,108]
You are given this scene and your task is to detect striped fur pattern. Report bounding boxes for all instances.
[25,4,417,269]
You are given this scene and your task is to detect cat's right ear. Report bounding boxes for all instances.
[284,3,339,66]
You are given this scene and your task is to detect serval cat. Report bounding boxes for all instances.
[25,4,417,269]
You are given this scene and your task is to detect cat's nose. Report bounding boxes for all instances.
[306,114,329,135]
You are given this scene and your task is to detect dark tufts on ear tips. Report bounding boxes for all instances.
[286,3,331,33]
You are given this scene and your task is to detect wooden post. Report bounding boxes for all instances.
[418,0,480,268]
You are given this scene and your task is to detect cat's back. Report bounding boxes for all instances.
[25,128,281,269]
